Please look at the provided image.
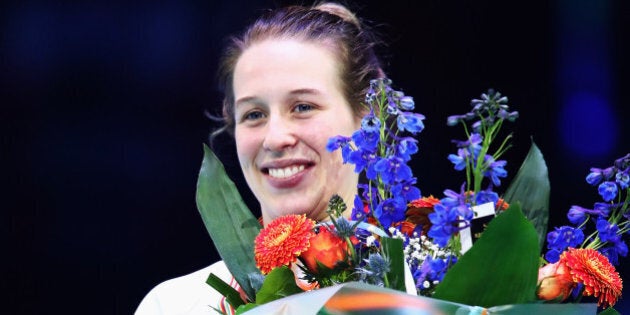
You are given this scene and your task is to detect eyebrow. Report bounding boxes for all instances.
[235,96,262,108]
[289,88,322,97]
[235,88,323,107]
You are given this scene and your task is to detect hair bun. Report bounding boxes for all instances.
[314,2,361,29]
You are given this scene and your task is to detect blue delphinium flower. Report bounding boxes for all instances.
[483,156,508,187]
[447,148,469,171]
[397,112,425,134]
[428,203,460,247]
[352,129,379,152]
[545,226,584,263]
[441,185,474,221]
[374,197,407,229]
[614,153,630,168]
[596,218,619,243]
[474,186,499,206]
[497,108,519,121]
[446,114,466,126]
[346,149,373,174]
[593,202,613,217]
[416,255,455,285]
[351,195,367,222]
[391,178,421,202]
[598,181,618,202]
[544,249,563,264]
[586,168,605,186]
[453,133,483,151]
[587,166,616,185]
[397,137,418,162]
[361,114,381,133]
[326,135,349,152]
[616,169,629,189]
[567,205,591,225]
[600,246,626,266]
[601,242,628,267]
[399,96,415,110]
[326,135,352,162]
[374,156,413,185]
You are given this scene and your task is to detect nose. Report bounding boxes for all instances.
[262,115,298,152]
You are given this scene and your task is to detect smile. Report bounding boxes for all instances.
[268,165,306,178]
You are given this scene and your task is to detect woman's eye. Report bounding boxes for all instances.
[294,103,314,113]
[243,110,265,121]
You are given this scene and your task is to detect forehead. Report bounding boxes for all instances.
[233,38,344,99]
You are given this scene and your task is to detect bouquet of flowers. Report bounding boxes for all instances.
[196,79,625,314]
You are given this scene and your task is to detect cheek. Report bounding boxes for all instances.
[321,112,359,137]
[234,129,259,165]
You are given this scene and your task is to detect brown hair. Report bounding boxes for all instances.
[215,2,384,136]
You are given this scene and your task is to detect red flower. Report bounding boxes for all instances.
[300,226,349,273]
[254,214,315,275]
[495,198,509,211]
[409,196,440,208]
[561,248,623,308]
[394,221,417,237]
[406,196,440,235]
[537,261,574,302]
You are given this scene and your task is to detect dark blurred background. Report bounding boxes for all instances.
[3,0,629,313]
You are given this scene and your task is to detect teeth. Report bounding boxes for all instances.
[268,165,305,178]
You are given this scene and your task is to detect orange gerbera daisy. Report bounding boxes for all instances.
[254,214,315,274]
[560,248,623,308]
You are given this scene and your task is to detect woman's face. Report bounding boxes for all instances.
[233,39,361,224]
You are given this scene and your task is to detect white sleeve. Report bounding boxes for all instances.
[135,288,165,315]
[135,261,233,315]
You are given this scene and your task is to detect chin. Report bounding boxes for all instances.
[273,199,324,218]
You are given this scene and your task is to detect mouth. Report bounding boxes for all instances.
[261,161,315,181]
[266,165,306,178]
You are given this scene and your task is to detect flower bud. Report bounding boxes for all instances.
[299,227,349,273]
[537,262,574,302]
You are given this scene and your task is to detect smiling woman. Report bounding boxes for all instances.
[233,39,362,224]
[135,2,387,314]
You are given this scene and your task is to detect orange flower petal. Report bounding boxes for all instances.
[408,196,440,208]
[300,227,348,273]
[254,214,315,274]
[560,248,623,308]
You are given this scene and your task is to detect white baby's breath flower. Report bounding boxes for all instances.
[366,235,376,247]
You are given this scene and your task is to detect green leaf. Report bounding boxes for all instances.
[503,141,550,250]
[255,266,303,304]
[433,203,540,307]
[598,307,620,315]
[381,237,406,292]
[205,273,245,309]
[196,144,262,301]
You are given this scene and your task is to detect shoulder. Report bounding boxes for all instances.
[135,261,232,315]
